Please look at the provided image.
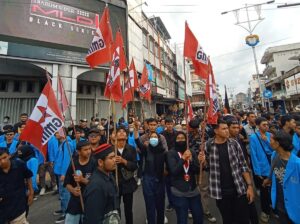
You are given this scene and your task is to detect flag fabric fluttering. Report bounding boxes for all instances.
[57,76,69,114]
[184,22,209,79]
[187,99,194,121]
[205,61,219,124]
[20,80,64,157]
[104,30,126,102]
[86,6,113,68]
[139,64,151,103]
[224,85,231,114]
[122,58,139,108]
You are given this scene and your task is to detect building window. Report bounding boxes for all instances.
[78,84,84,94]
[86,85,92,95]
[26,81,34,93]
[0,80,8,92]
[155,44,159,57]
[149,38,154,53]
[13,81,21,92]
[143,32,148,48]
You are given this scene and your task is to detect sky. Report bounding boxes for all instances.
[141,0,300,97]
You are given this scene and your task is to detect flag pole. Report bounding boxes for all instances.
[107,97,112,144]
[183,58,190,149]
[198,58,210,185]
[50,72,85,212]
[112,100,119,187]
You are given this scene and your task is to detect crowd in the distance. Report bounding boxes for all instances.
[0,109,300,224]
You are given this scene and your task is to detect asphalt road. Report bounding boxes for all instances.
[28,186,279,224]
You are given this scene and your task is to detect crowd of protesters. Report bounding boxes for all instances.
[0,109,300,224]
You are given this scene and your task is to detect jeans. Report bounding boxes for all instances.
[142,175,165,224]
[255,176,271,215]
[173,194,203,224]
[165,175,174,208]
[58,176,70,214]
[216,194,250,224]
[65,213,82,224]
[199,171,210,214]
[38,163,56,188]
[119,193,133,224]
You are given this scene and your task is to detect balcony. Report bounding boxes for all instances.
[263,65,276,78]
[192,89,205,95]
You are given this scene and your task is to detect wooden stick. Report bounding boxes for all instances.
[199,99,208,185]
[107,98,112,144]
[112,100,119,187]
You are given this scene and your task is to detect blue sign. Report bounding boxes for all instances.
[263,90,273,99]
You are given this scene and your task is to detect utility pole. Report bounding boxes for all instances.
[221,1,275,108]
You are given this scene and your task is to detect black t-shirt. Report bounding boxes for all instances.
[217,142,236,197]
[64,157,96,215]
[0,159,33,222]
[273,156,288,213]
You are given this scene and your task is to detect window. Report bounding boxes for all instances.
[0,80,8,92]
[143,32,148,48]
[155,44,159,57]
[26,81,34,93]
[78,84,84,94]
[86,85,92,95]
[13,81,21,92]
[149,39,154,53]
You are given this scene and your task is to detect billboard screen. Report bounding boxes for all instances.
[0,0,127,51]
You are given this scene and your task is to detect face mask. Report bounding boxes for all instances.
[149,138,159,147]
[129,128,134,133]
[175,141,187,153]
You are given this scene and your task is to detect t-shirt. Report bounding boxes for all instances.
[64,157,96,215]
[217,142,236,197]
[273,156,288,213]
[0,159,33,222]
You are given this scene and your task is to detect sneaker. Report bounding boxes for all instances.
[53,185,58,191]
[39,188,46,196]
[165,205,173,212]
[260,212,270,223]
[33,196,38,201]
[53,210,63,216]
[55,215,65,224]
[188,211,192,219]
[137,178,141,186]
[164,216,168,224]
[205,212,217,223]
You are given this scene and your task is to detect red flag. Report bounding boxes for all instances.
[20,81,64,157]
[205,61,219,124]
[122,59,139,108]
[184,22,209,79]
[104,30,126,102]
[57,76,69,113]
[139,64,151,102]
[187,99,194,121]
[86,6,113,68]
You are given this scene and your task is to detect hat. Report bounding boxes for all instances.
[89,128,100,135]
[80,118,88,122]
[93,144,113,160]
[181,120,187,125]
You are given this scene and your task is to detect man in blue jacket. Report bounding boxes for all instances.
[0,129,19,154]
[263,131,300,224]
[250,117,273,223]
[292,121,300,156]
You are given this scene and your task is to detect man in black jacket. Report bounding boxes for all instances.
[83,144,119,224]
[115,126,138,224]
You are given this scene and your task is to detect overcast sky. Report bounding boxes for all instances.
[142,0,300,97]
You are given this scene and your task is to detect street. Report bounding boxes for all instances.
[28,186,279,224]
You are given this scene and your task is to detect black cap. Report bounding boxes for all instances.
[93,144,113,160]
[80,118,88,122]
[88,128,100,135]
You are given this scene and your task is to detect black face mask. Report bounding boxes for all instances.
[175,141,187,153]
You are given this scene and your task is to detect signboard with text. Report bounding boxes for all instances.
[285,73,300,96]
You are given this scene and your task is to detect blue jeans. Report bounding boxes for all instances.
[165,175,174,208]
[173,194,203,224]
[142,175,165,224]
[58,176,70,214]
[65,213,82,224]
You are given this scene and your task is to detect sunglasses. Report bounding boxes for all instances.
[89,134,99,138]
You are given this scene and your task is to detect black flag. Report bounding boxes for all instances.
[224,85,231,114]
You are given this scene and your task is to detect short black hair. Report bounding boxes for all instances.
[0,147,9,156]
[212,119,227,130]
[255,117,268,126]
[247,111,255,117]
[75,127,83,133]
[273,131,294,152]
[76,141,90,151]
[20,113,28,117]
[116,126,128,135]
[147,118,157,124]
[227,119,239,127]
[281,115,294,127]
[262,112,271,120]
[3,125,14,131]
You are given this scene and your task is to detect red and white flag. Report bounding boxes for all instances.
[122,58,139,108]
[139,64,151,103]
[187,99,194,121]
[104,30,126,102]
[184,22,209,79]
[205,61,219,124]
[86,6,113,68]
[57,76,69,114]
[20,80,64,157]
